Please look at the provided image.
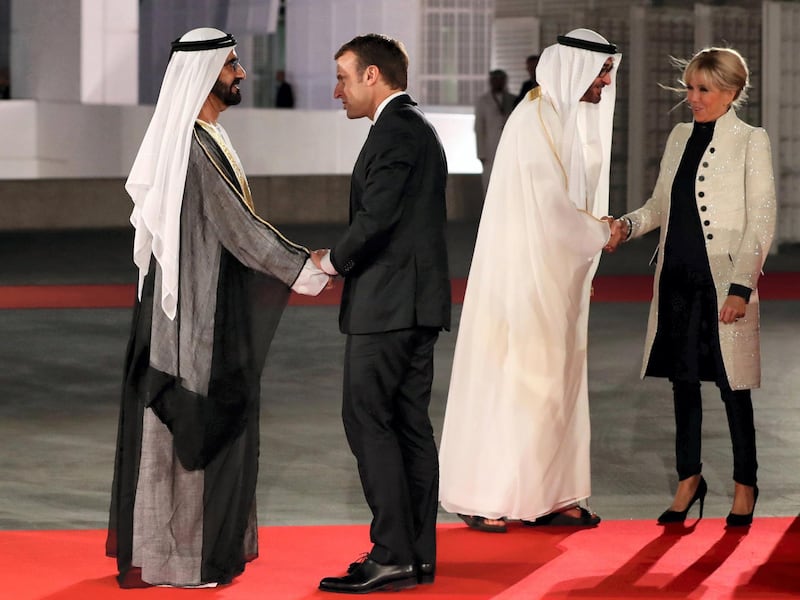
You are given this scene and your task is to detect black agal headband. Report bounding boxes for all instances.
[557,34,617,55]
[170,33,237,54]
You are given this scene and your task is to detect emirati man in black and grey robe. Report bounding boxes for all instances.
[106,27,329,588]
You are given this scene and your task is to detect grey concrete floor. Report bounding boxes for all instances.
[1,222,798,531]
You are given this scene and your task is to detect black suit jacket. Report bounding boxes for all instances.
[331,94,451,335]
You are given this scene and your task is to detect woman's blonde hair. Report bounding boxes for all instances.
[664,47,750,110]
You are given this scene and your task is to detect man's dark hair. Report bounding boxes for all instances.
[335,33,408,90]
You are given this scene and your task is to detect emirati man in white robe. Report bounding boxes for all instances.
[438,29,623,531]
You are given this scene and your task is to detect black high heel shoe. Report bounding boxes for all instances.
[726,485,759,527]
[657,476,707,524]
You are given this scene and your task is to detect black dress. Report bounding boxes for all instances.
[645,119,728,386]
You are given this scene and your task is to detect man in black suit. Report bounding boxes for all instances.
[315,33,451,594]
[274,69,294,108]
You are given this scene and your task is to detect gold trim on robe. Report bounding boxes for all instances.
[196,119,255,211]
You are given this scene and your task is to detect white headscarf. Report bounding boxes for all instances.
[535,28,621,216]
[126,28,235,320]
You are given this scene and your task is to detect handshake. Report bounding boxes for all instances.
[600,216,631,253]
[310,248,333,273]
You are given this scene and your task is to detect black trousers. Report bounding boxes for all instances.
[672,380,758,486]
[341,327,440,566]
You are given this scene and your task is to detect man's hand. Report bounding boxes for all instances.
[310,249,328,271]
[310,249,336,290]
[602,216,626,253]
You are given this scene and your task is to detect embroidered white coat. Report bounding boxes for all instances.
[624,108,776,390]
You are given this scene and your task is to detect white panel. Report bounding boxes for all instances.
[429,113,481,174]
[225,108,370,175]
[35,102,123,177]
[83,0,138,105]
[81,0,105,104]
[0,100,37,159]
[104,0,138,104]
[491,17,539,94]
[0,160,40,179]
[214,108,480,176]
[0,100,482,179]
[104,0,138,31]
[12,0,82,102]
[102,32,139,105]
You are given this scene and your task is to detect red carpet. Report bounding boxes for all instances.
[1,518,798,599]
[0,272,797,309]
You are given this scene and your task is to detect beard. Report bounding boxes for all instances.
[580,84,603,104]
[211,78,242,106]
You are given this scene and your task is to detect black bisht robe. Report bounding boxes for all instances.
[107,123,308,587]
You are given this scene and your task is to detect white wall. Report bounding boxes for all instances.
[0,101,481,179]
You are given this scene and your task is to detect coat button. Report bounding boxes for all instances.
[700,205,707,210]
[709,147,715,153]
[707,233,713,240]
[702,162,709,168]
[699,192,705,198]
[698,175,705,181]
[704,220,710,226]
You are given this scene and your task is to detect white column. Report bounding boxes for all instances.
[80,0,138,105]
[625,5,646,214]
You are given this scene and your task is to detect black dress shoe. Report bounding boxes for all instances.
[346,553,369,574]
[347,554,434,585]
[417,562,434,584]
[319,558,417,594]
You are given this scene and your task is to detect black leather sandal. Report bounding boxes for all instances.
[457,513,507,533]
[523,506,600,527]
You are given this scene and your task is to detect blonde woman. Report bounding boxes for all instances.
[609,47,776,527]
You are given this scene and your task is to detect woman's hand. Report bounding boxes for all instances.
[719,295,746,324]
